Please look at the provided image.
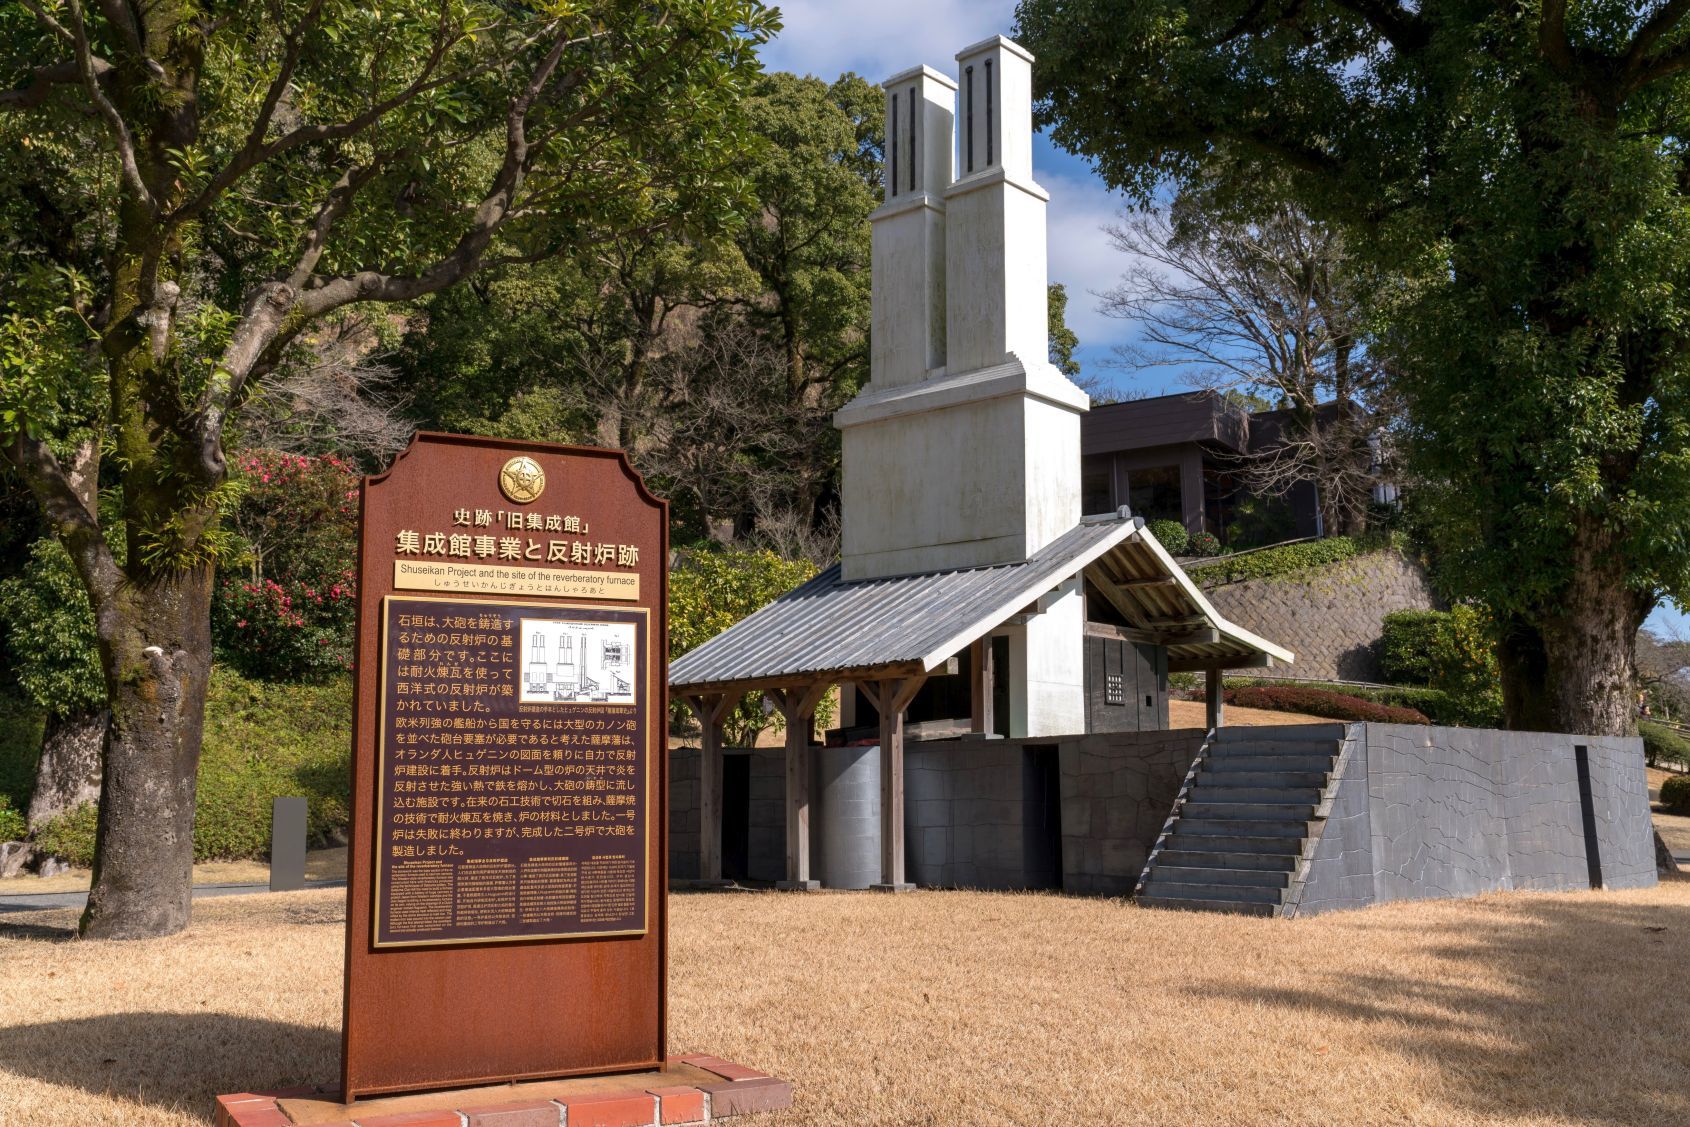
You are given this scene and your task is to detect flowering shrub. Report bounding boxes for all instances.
[1188,530,1222,556]
[212,450,359,682]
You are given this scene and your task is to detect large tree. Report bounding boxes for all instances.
[0,0,774,938]
[1018,0,1690,735]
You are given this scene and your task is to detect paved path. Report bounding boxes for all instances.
[0,878,345,915]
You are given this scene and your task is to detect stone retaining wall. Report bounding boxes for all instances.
[1203,549,1439,681]
[1296,725,1655,915]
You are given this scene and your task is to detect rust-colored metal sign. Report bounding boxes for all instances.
[343,434,667,1100]
[373,597,651,947]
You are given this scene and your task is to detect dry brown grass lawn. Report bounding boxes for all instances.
[0,848,349,897]
[5,880,1690,1126]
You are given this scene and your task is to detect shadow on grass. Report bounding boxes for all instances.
[0,1012,338,1111]
[1190,886,1690,1126]
[0,918,78,942]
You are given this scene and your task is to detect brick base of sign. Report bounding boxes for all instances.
[215,1057,791,1127]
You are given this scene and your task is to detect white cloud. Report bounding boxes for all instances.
[761,0,1018,83]
[1041,166,1132,354]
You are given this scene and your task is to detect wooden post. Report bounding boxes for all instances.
[1205,668,1225,732]
[768,682,831,890]
[683,693,731,884]
[865,675,926,891]
[969,638,995,736]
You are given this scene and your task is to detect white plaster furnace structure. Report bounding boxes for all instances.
[835,36,1091,735]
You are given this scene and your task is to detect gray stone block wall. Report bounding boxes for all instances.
[1059,731,1206,896]
[668,745,701,880]
[906,740,1038,889]
[1296,724,1655,915]
[1203,549,1439,681]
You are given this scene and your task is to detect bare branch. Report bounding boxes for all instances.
[64,0,154,211]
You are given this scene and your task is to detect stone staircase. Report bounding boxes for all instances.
[1135,724,1352,917]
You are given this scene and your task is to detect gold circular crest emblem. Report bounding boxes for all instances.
[498,456,546,504]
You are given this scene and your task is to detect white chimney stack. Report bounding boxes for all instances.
[837,34,1087,587]
[870,66,955,389]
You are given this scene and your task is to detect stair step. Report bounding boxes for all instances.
[1137,894,1277,917]
[1206,739,1343,758]
[1180,801,1318,822]
[1204,754,1337,774]
[1167,832,1312,855]
[1173,817,1316,839]
[1196,769,1330,788]
[1149,865,1292,888]
[1139,879,1285,904]
[1186,784,1325,805]
[1214,723,1348,742]
[1156,849,1298,872]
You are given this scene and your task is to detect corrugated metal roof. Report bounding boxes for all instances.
[669,514,1293,694]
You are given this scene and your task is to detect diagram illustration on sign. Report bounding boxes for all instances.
[519,617,638,705]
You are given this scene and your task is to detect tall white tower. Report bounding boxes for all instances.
[835,35,1089,735]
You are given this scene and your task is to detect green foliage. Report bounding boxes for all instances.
[1378,606,1503,726]
[1227,684,1430,725]
[0,689,43,812]
[1225,495,1297,552]
[0,538,104,716]
[1661,773,1690,814]
[1188,536,1383,586]
[1018,0,1690,728]
[670,548,818,744]
[1048,283,1081,378]
[1189,530,1222,557]
[195,667,352,859]
[33,801,97,866]
[1641,722,1690,771]
[1146,519,1189,555]
[212,451,358,681]
[0,794,25,843]
[0,265,97,440]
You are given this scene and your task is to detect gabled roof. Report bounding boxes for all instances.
[668,513,1293,695]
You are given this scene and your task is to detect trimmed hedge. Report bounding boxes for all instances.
[1146,519,1189,555]
[1662,774,1690,815]
[1379,610,1443,686]
[1641,721,1690,770]
[1228,678,1498,728]
[1187,535,1384,586]
[1226,684,1431,724]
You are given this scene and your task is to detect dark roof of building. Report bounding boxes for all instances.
[668,513,1293,695]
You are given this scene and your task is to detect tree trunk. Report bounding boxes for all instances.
[1537,529,1649,737]
[81,566,214,940]
[26,708,108,831]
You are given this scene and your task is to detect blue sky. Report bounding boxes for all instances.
[760,2,1686,635]
[759,0,1157,394]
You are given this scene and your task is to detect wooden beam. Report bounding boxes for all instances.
[1083,621,1160,645]
[856,679,883,715]
[1167,652,1275,674]
[682,693,731,882]
[1160,627,1222,648]
[969,638,995,735]
[1205,669,1225,731]
[1114,576,1178,589]
[873,674,926,891]
[765,684,830,890]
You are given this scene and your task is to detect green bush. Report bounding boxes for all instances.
[1227,684,1431,724]
[1380,610,1444,685]
[1641,721,1690,770]
[1188,530,1222,556]
[1146,519,1189,555]
[195,667,352,859]
[1661,774,1690,814]
[0,689,44,813]
[0,795,26,842]
[34,801,97,866]
[1187,534,1385,586]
